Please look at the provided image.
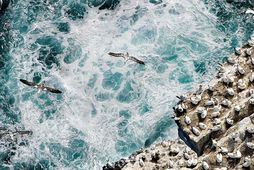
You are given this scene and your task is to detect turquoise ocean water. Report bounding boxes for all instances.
[0,0,253,169]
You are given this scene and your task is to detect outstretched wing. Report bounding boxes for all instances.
[108,52,124,58]
[20,79,37,87]
[15,130,33,135]
[44,86,62,94]
[246,9,254,14]
[129,56,145,65]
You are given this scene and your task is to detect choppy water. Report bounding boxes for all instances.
[0,0,253,169]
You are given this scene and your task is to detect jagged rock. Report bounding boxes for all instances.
[106,38,254,170]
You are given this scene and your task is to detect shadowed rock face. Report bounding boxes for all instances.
[104,36,254,169]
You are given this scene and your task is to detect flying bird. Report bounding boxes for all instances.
[0,130,33,138]
[108,52,145,65]
[14,130,33,136]
[20,79,62,94]
[0,128,33,140]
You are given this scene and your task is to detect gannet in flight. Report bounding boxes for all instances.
[20,79,62,94]
[0,128,33,141]
[108,52,145,65]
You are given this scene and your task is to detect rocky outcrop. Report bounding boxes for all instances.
[174,35,254,156]
[104,36,254,169]
[103,139,198,170]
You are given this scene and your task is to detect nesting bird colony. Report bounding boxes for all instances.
[103,36,254,169]
[173,35,254,169]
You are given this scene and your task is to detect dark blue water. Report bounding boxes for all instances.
[0,0,253,169]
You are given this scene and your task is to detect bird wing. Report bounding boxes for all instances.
[246,9,254,14]
[129,56,145,65]
[15,130,33,135]
[44,86,62,94]
[20,79,37,87]
[108,52,125,58]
